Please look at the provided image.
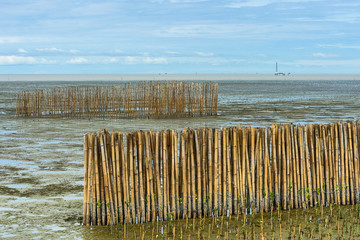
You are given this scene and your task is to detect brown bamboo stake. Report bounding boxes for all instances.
[226,129,233,216]
[132,134,140,223]
[239,127,247,214]
[318,126,325,206]
[352,122,360,202]
[173,130,180,219]
[155,132,162,221]
[244,128,253,213]
[232,128,239,215]
[121,133,130,224]
[304,126,313,207]
[343,124,350,204]
[116,132,124,224]
[290,125,299,209]
[272,125,280,209]
[163,131,169,221]
[186,130,192,218]
[334,124,340,205]
[328,125,335,204]
[338,122,346,205]
[181,131,188,219]
[322,126,330,206]
[264,128,270,212]
[128,133,136,223]
[170,130,176,219]
[194,130,202,217]
[214,130,219,216]
[145,131,155,222]
[250,127,256,211]
[137,132,146,223]
[308,124,317,205]
[347,123,355,204]
[83,133,91,225]
[100,131,116,225]
[95,133,105,225]
[297,125,306,207]
[190,130,197,218]
[83,134,92,226]
[208,129,213,216]
[281,125,288,210]
[90,134,97,225]
[111,132,119,224]
[201,129,207,217]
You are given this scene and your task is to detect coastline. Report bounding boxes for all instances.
[1,73,360,81]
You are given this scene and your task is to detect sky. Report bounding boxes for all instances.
[0,0,359,74]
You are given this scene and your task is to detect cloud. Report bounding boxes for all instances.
[36,47,64,52]
[0,36,22,44]
[66,57,89,64]
[0,55,54,65]
[18,48,27,53]
[124,56,168,64]
[195,52,214,57]
[165,51,180,55]
[292,59,360,67]
[312,52,338,58]
[155,23,324,40]
[318,44,360,49]
[170,0,208,2]
[104,57,119,63]
[225,0,323,8]
[143,57,168,64]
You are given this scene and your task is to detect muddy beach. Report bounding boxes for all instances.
[1,79,360,239]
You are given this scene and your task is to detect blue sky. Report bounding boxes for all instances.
[0,0,359,74]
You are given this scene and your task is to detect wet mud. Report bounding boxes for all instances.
[1,80,360,239]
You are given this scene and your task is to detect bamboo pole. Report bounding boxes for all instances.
[208,128,213,216]
[83,133,91,225]
[195,130,202,217]
[116,132,124,224]
[214,130,219,216]
[181,131,188,219]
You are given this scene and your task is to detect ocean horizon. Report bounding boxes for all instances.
[1,73,360,82]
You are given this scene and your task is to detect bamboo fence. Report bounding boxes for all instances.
[83,121,360,225]
[16,81,218,118]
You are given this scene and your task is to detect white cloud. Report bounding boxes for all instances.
[36,47,64,52]
[0,55,54,65]
[143,57,168,64]
[225,0,322,8]
[17,48,27,53]
[292,59,360,67]
[312,52,338,58]
[319,44,360,49]
[0,36,22,44]
[66,57,88,64]
[124,56,168,64]
[69,49,80,54]
[104,57,119,63]
[165,51,180,55]
[170,0,208,2]
[195,51,214,57]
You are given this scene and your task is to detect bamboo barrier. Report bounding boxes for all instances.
[83,121,360,225]
[16,81,218,119]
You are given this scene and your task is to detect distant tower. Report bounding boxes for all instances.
[275,62,278,75]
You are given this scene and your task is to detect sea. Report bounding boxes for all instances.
[1,74,360,239]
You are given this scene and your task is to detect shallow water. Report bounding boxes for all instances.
[1,79,360,239]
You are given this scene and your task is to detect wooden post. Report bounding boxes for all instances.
[181,131,188,219]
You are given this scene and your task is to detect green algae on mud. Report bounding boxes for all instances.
[82,205,360,239]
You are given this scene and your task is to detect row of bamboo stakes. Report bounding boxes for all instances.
[16,81,218,118]
[83,121,360,225]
